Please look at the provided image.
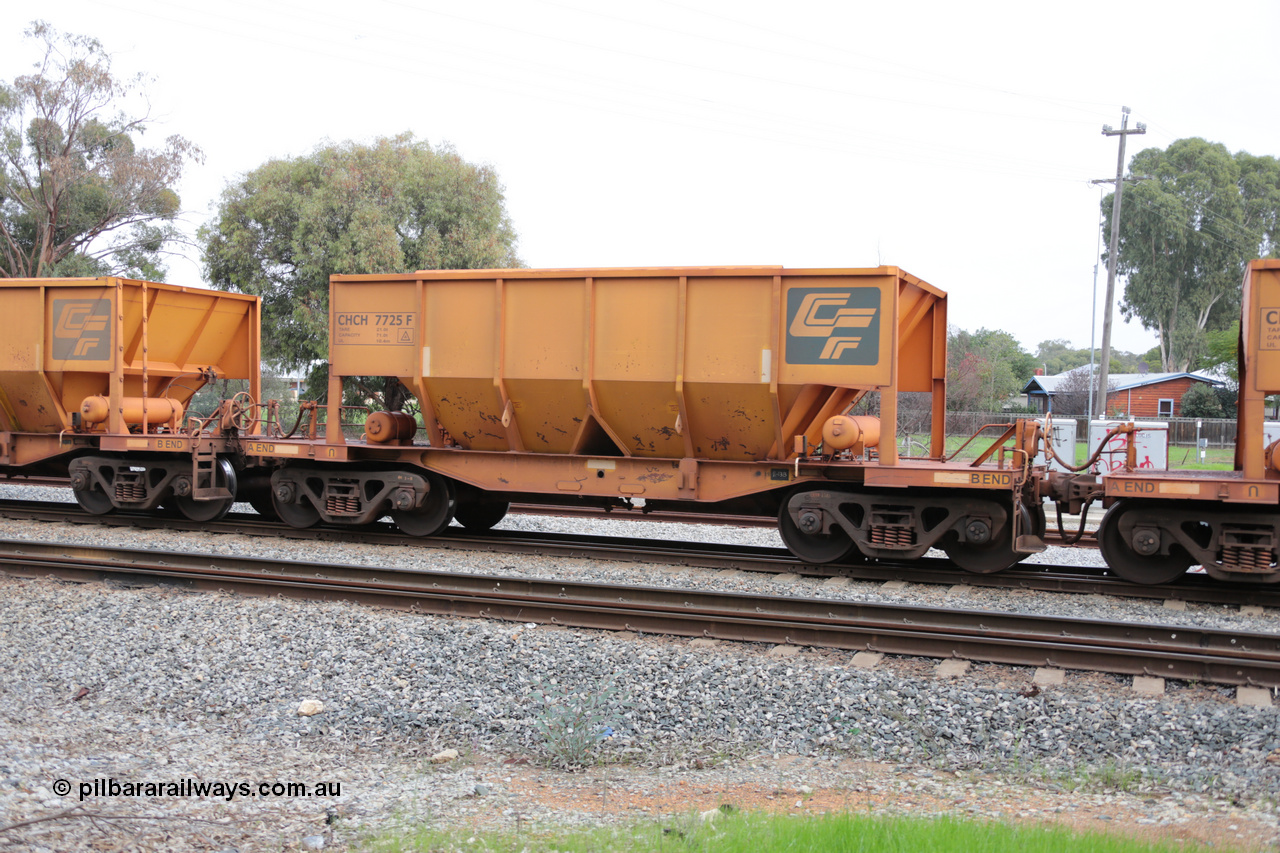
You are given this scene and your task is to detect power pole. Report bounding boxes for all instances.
[1094,107,1146,419]
[1087,201,1102,420]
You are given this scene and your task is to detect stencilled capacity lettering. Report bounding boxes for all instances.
[334,313,417,345]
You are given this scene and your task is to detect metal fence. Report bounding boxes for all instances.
[940,412,1242,448]
[820,393,1253,456]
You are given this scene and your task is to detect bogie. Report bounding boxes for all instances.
[776,488,1042,572]
[269,466,432,528]
[67,455,238,522]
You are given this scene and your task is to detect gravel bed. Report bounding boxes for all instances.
[2,484,1280,850]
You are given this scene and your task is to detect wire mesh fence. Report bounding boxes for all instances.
[884,401,1247,460]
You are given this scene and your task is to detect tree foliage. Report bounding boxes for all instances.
[1196,321,1240,386]
[1181,382,1225,419]
[947,328,1037,411]
[1106,138,1280,373]
[0,21,201,279]
[1033,338,1147,376]
[201,134,521,406]
[1050,366,1115,417]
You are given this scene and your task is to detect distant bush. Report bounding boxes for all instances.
[1181,383,1225,419]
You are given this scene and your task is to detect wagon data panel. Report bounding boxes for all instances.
[330,283,420,376]
[333,312,417,346]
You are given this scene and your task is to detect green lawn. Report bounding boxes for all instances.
[358,811,1234,853]
[1068,440,1233,471]
[903,435,1234,471]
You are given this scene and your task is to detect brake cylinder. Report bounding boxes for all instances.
[79,395,184,426]
[821,415,880,452]
[1267,440,1280,474]
[365,411,418,443]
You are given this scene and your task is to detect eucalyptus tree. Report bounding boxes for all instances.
[0,22,201,279]
[1105,138,1280,372]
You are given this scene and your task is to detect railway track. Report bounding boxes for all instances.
[0,497,1271,608]
[506,502,1099,547]
[2,538,1276,688]
[0,474,1100,544]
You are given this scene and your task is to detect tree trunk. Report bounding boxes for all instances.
[383,376,410,413]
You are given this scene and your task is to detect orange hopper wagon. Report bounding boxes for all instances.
[243,266,1041,570]
[0,277,260,520]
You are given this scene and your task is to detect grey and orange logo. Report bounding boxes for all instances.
[52,299,111,360]
[785,287,880,365]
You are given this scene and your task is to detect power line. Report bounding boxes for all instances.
[83,0,1099,182]
[643,0,1122,119]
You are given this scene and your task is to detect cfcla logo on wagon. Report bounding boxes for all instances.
[785,287,880,365]
[52,299,112,360]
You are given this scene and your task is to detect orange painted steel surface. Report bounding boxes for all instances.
[364,411,418,444]
[80,395,184,427]
[1239,259,1280,481]
[329,266,947,466]
[821,414,880,451]
[0,277,260,466]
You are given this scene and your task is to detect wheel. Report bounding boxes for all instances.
[1098,502,1192,585]
[271,478,321,528]
[944,502,1031,575]
[74,486,114,515]
[393,472,455,537]
[173,459,237,522]
[777,493,857,564]
[453,498,509,531]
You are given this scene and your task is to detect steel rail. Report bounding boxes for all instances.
[0,477,1101,541]
[519,502,1100,540]
[518,504,1099,547]
[0,474,73,488]
[519,504,1100,545]
[0,498,1273,607]
[2,539,1278,687]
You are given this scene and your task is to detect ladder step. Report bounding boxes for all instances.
[191,446,232,500]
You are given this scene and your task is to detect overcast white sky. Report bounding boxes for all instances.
[4,0,1277,357]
